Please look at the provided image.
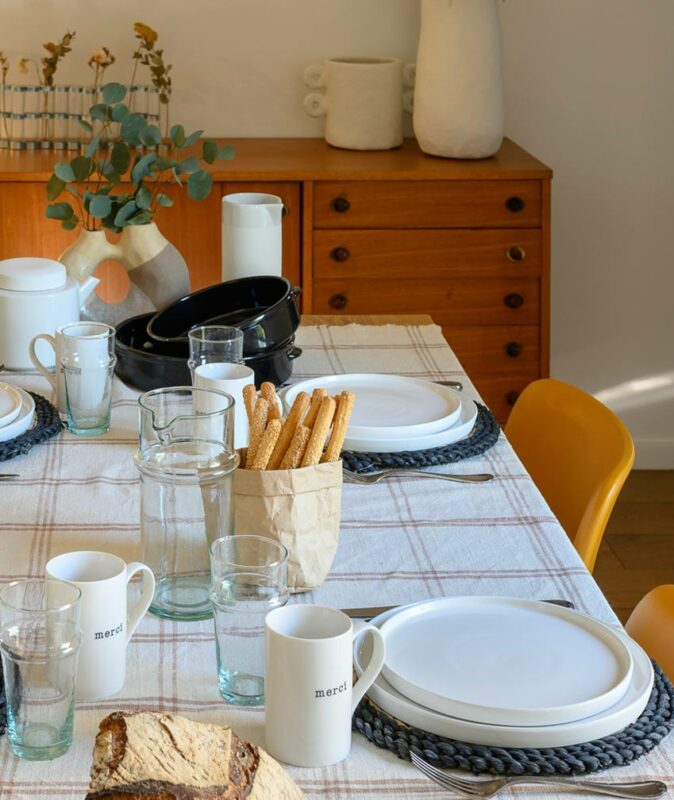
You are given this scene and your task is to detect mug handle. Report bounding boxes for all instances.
[303,63,326,89]
[125,562,155,642]
[29,334,58,391]
[303,93,327,118]
[351,622,386,713]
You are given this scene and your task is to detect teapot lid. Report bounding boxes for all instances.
[0,257,67,292]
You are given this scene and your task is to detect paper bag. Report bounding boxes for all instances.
[232,460,343,592]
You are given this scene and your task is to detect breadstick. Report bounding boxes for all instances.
[238,447,248,469]
[322,391,355,462]
[261,382,281,421]
[242,384,257,425]
[266,392,311,470]
[278,424,311,470]
[300,395,336,467]
[246,397,269,466]
[303,388,327,429]
[249,419,282,470]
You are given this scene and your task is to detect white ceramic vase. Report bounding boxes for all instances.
[59,223,190,326]
[221,193,283,281]
[413,0,504,159]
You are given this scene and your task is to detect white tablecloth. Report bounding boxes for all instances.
[0,323,671,799]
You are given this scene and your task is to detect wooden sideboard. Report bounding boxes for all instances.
[0,137,551,422]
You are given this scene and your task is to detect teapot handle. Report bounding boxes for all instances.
[29,334,58,391]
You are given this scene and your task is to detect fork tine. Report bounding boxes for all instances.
[410,753,481,796]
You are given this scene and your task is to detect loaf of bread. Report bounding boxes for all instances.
[85,711,304,800]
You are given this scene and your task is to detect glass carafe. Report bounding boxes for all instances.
[135,387,238,621]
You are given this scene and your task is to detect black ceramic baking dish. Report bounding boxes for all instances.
[145,276,301,354]
[115,313,301,391]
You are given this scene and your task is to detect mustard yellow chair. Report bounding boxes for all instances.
[626,585,674,680]
[504,379,634,573]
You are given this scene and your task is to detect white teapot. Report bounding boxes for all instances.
[0,257,99,370]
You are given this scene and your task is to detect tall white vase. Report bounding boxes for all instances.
[413,0,504,159]
[221,193,283,281]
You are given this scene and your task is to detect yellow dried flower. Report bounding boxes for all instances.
[43,41,59,54]
[15,57,30,74]
[134,22,158,46]
[88,47,115,67]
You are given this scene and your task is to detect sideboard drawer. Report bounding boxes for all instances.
[313,180,541,229]
[313,229,542,279]
[443,325,541,376]
[312,278,541,325]
[472,374,538,424]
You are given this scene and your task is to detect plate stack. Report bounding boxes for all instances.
[0,382,35,443]
[354,597,655,748]
[283,374,477,453]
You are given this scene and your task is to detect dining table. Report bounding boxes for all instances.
[0,314,672,799]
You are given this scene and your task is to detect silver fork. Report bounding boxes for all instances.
[344,468,493,484]
[411,753,667,799]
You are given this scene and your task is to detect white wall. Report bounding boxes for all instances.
[2,0,673,466]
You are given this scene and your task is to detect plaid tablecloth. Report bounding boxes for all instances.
[0,323,672,799]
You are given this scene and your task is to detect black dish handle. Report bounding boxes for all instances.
[288,346,302,361]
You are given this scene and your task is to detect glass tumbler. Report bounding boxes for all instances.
[188,326,244,379]
[135,387,238,621]
[63,358,116,436]
[0,580,81,761]
[209,535,288,706]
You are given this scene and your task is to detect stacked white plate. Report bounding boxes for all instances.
[354,597,654,748]
[282,374,477,452]
[0,381,35,443]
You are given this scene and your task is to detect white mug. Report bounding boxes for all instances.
[264,605,386,767]
[194,362,255,449]
[45,550,155,701]
[29,322,115,414]
[222,193,283,281]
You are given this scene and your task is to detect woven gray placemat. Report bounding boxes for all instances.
[0,392,63,463]
[353,663,674,776]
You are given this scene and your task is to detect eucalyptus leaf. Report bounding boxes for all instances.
[102,82,126,104]
[120,113,146,146]
[177,156,200,175]
[54,162,75,183]
[187,170,213,201]
[156,193,174,208]
[111,103,129,122]
[46,201,75,221]
[46,174,65,201]
[89,194,113,219]
[136,186,153,210]
[218,145,235,161]
[128,210,153,225]
[90,103,112,122]
[65,185,81,198]
[151,157,177,171]
[184,129,203,147]
[114,200,139,227]
[111,142,131,175]
[131,152,157,186]
[139,124,161,148]
[71,156,94,182]
[202,140,217,165]
[78,118,93,133]
[170,124,185,147]
[85,134,101,158]
[61,218,79,231]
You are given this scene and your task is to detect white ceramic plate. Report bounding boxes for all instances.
[354,601,654,748]
[282,374,462,439]
[0,382,22,428]
[342,395,478,453]
[0,387,35,443]
[380,597,633,727]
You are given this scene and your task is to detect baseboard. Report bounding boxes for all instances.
[634,438,674,469]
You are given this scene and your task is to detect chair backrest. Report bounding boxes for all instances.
[626,585,674,680]
[504,379,634,572]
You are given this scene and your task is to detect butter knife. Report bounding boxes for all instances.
[342,598,575,620]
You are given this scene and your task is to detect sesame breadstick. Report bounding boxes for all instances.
[278,424,311,470]
[300,395,336,467]
[243,383,257,426]
[322,391,355,462]
[266,392,311,470]
[249,419,282,470]
[303,387,327,429]
[261,382,281,421]
[246,397,269,467]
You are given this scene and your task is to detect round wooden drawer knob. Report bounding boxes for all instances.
[505,196,525,213]
[506,245,526,262]
[330,247,351,263]
[504,293,524,309]
[506,391,520,407]
[505,342,523,358]
[331,197,351,213]
[328,293,348,310]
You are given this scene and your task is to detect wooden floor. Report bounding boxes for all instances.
[594,470,674,623]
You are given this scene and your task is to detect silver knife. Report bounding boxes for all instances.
[342,598,575,619]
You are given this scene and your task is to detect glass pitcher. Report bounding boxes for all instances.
[134,387,238,621]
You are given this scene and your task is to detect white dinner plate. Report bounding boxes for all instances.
[0,382,22,428]
[354,601,654,748]
[380,597,633,727]
[342,395,478,453]
[282,374,462,439]
[0,387,35,442]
